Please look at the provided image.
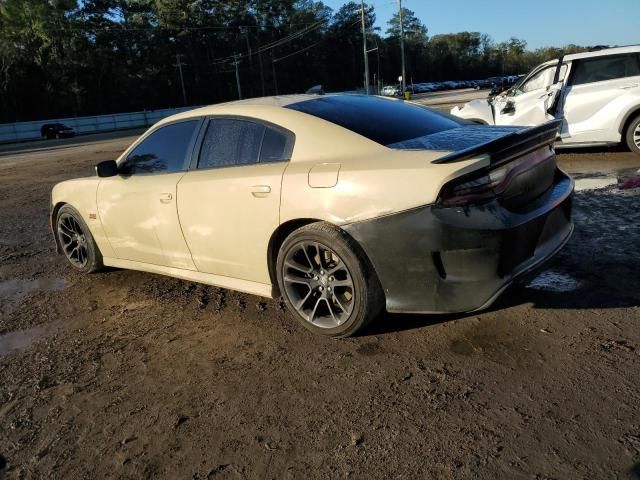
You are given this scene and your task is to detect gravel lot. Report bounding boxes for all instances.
[0,125,639,479]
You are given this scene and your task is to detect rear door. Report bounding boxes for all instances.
[562,53,640,143]
[177,117,293,284]
[97,120,200,269]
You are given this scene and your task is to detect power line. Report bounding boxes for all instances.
[273,42,320,63]
[32,21,327,33]
[211,19,327,65]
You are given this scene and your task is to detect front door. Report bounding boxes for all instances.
[97,120,200,269]
[177,117,294,284]
[494,63,566,126]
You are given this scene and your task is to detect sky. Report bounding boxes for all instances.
[324,0,639,49]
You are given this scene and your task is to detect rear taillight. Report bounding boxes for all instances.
[437,146,554,207]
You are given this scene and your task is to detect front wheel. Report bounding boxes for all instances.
[625,114,640,153]
[56,205,103,273]
[276,222,383,338]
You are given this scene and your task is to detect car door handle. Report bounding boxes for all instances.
[159,192,173,203]
[621,83,639,89]
[250,185,271,197]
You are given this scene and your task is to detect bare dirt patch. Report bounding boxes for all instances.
[0,135,639,479]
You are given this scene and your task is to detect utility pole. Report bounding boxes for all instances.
[271,54,279,95]
[367,42,380,94]
[256,0,266,96]
[175,54,187,106]
[398,0,406,93]
[232,53,242,100]
[360,0,370,94]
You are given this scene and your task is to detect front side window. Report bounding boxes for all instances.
[570,54,640,86]
[519,66,556,93]
[120,120,199,174]
[197,118,291,169]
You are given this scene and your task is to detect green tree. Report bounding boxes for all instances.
[386,7,427,46]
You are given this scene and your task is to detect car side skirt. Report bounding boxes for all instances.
[103,257,274,298]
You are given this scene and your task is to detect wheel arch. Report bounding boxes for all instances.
[51,201,68,254]
[267,218,323,296]
[619,106,640,136]
[267,218,383,300]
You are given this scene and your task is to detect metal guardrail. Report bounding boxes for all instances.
[0,107,195,144]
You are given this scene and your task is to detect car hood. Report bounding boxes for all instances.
[388,125,522,152]
[450,98,495,124]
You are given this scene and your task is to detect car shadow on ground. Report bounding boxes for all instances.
[362,256,639,337]
[363,283,639,337]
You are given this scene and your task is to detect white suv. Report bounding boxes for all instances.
[451,46,640,152]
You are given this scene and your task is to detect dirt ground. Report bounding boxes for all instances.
[0,132,639,480]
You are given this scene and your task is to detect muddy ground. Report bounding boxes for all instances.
[0,133,639,480]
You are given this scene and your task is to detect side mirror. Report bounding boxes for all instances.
[501,102,516,115]
[95,160,118,177]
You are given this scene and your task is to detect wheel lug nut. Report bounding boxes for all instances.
[320,270,324,275]
[319,286,324,291]
[329,276,334,282]
[314,276,318,280]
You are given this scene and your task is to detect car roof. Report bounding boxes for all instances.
[155,93,413,129]
[563,45,640,61]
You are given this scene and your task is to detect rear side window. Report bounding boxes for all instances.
[197,118,292,169]
[570,54,640,85]
[120,120,199,174]
[285,95,462,146]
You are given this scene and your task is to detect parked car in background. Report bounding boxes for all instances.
[381,85,401,97]
[41,123,75,139]
[452,46,640,152]
[51,94,573,337]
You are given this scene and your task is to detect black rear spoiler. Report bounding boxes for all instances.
[432,119,562,165]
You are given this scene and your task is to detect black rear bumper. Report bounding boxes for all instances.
[343,170,574,314]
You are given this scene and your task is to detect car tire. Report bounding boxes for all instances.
[625,114,640,153]
[55,205,103,273]
[276,222,384,338]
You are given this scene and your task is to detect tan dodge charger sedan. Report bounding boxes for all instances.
[51,94,574,337]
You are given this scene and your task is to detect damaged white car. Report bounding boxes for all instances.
[451,46,640,152]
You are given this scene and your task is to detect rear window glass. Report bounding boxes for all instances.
[285,95,462,146]
[571,54,640,85]
[199,119,264,169]
[197,118,292,169]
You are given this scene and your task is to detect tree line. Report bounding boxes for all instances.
[0,0,594,122]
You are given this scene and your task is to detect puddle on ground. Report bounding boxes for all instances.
[0,277,65,301]
[0,325,48,356]
[526,271,582,293]
[573,177,618,191]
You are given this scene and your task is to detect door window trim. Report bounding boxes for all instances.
[116,117,205,176]
[188,115,296,171]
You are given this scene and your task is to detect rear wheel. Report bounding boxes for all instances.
[276,222,383,338]
[625,114,640,153]
[56,205,103,273]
